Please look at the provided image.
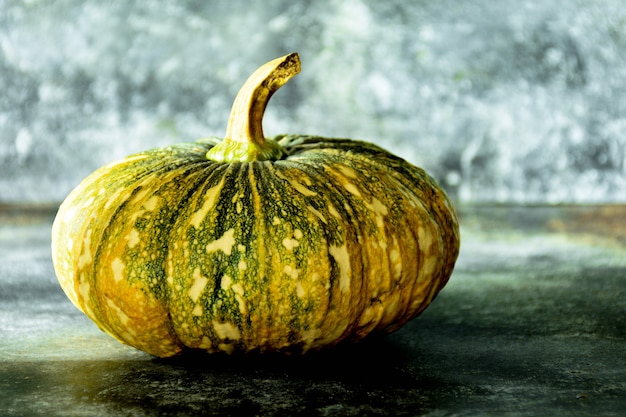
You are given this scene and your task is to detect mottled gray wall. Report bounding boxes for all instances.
[1,0,625,204]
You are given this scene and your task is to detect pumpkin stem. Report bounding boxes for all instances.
[206,53,301,162]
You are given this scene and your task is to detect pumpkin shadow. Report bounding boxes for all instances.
[154,335,415,385]
[81,336,445,416]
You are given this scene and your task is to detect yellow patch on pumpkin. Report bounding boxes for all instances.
[77,229,93,269]
[206,228,236,256]
[284,265,300,279]
[127,228,140,248]
[190,177,226,228]
[188,268,208,302]
[111,257,125,283]
[213,321,241,341]
[343,182,362,197]
[143,195,159,211]
[329,244,351,292]
[337,165,358,179]
[276,170,317,196]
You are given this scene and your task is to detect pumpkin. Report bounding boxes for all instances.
[51,53,460,357]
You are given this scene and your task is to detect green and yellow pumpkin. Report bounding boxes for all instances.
[51,53,460,357]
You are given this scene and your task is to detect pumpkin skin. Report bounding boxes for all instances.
[51,54,460,357]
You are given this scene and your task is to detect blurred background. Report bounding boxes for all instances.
[1,0,625,205]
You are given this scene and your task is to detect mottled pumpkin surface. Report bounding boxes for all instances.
[51,135,459,357]
[52,53,460,357]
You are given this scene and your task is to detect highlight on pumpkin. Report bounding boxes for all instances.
[206,52,301,163]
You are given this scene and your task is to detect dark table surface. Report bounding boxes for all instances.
[1,204,624,416]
